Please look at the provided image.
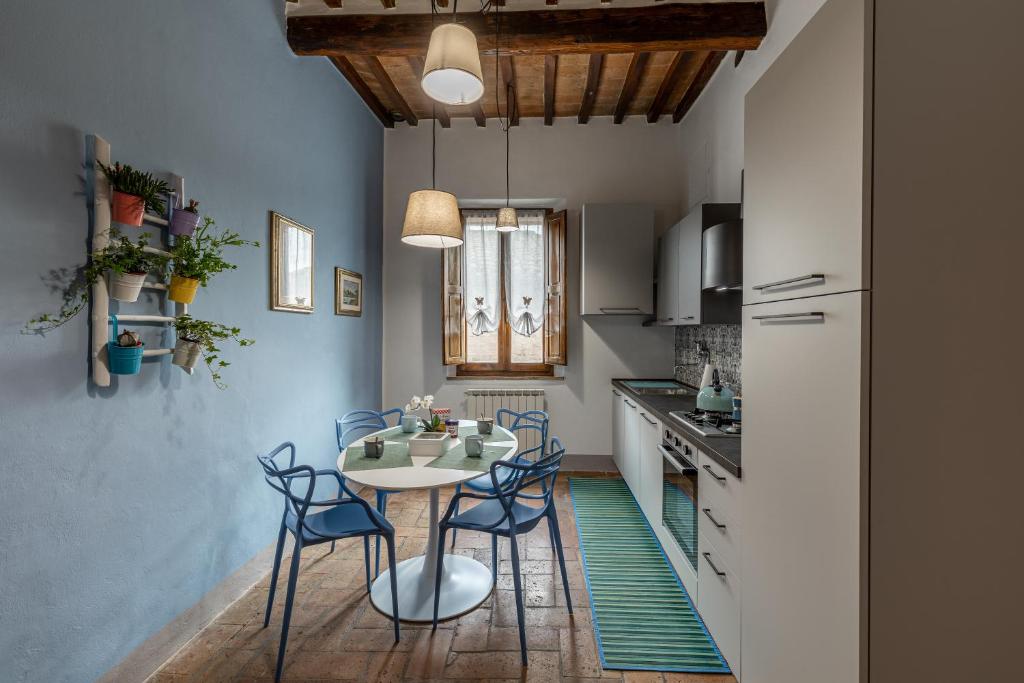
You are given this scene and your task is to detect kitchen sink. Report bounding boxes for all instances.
[621,380,695,396]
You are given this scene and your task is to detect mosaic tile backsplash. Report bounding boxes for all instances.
[674,324,742,395]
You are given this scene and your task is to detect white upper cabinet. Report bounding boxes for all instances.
[743,0,870,304]
[676,210,703,324]
[581,204,655,315]
[656,225,681,324]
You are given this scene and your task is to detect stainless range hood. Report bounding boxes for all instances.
[702,220,743,291]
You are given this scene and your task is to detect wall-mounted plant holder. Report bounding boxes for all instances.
[107,316,145,375]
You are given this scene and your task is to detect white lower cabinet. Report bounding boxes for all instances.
[621,397,640,493]
[636,409,662,520]
[611,389,625,474]
[698,532,742,674]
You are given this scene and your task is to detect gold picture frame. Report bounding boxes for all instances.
[270,212,315,313]
[335,268,363,317]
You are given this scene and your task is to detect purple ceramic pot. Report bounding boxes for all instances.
[169,208,201,236]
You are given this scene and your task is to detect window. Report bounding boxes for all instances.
[441,209,567,377]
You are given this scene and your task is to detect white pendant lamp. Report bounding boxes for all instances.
[401,115,463,249]
[422,23,484,106]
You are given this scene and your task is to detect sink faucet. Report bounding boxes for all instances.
[675,342,711,372]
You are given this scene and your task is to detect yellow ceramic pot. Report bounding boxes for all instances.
[168,275,199,304]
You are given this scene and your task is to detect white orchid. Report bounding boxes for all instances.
[404,394,435,414]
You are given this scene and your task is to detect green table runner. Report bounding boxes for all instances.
[342,441,414,472]
[425,444,511,473]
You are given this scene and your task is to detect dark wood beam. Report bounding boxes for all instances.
[407,56,450,128]
[614,52,650,124]
[544,55,557,126]
[647,51,695,123]
[500,56,519,126]
[328,56,394,128]
[470,101,486,127]
[288,3,768,57]
[673,51,727,123]
[365,56,418,126]
[380,0,396,8]
[578,53,604,124]
[323,0,342,8]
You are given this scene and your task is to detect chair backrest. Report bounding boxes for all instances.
[490,437,566,516]
[258,442,317,522]
[337,407,404,449]
[496,408,550,460]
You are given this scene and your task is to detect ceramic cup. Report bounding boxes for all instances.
[364,437,384,458]
[464,435,484,457]
[401,415,419,433]
[476,417,494,435]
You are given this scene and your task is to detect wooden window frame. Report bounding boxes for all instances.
[456,209,555,378]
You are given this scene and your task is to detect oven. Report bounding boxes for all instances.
[660,427,699,572]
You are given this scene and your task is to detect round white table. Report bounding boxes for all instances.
[338,419,518,622]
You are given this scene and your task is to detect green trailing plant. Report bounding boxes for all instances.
[170,217,259,285]
[173,314,254,389]
[24,229,167,333]
[98,162,171,215]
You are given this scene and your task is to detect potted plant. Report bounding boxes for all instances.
[167,217,259,304]
[404,395,447,432]
[99,162,170,227]
[169,199,201,237]
[172,314,254,389]
[24,229,167,333]
[108,319,145,376]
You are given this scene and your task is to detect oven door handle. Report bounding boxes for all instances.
[659,445,695,473]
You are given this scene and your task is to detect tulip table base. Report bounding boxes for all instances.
[369,487,494,622]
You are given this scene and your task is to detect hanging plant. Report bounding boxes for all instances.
[169,198,201,237]
[98,162,170,226]
[24,229,167,333]
[172,314,254,389]
[167,217,259,304]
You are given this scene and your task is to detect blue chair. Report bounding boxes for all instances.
[450,408,550,548]
[336,408,404,577]
[259,442,399,683]
[432,437,572,665]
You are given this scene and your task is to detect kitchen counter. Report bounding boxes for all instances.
[612,379,742,478]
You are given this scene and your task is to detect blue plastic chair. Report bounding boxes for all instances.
[259,442,399,682]
[450,408,550,547]
[432,437,572,665]
[336,408,404,577]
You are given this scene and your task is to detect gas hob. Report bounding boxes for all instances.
[668,409,741,438]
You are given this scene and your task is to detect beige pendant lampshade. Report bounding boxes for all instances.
[421,23,485,106]
[401,189,464,248]
[496,207,519,232]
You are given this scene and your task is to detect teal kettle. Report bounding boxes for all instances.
[696,369,736,413]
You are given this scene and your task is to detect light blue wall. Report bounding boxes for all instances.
[0,2,383,681]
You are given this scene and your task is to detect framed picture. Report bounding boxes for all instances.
[335,268,363,317]
[270,212,315,313]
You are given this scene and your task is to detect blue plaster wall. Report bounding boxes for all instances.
[0,2,383,681]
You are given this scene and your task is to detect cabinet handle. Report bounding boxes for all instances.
[702,464,727,482]
[702,552,727,577]
[752,273,825,291]
[612,389,622,396]
[680,315,695,320]
[624,399,637,408]
[750,311,824,322]
[658,317,674,323]
[702,508,727,529]
[640,412,656,426]
[600,307,644,314]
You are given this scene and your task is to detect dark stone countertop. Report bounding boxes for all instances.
[612,379,742,478]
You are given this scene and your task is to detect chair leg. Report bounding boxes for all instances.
[329,540,336,554]
[549,508,573,615]
[491,534,498,583]
[509,533,528,666]
[375,490,388,577]
[432,527,449,630]
[450,485,461,547]
[274,536,303,683]
[263,519,287,628]
[363,536,372,593]
[385,532,400,643]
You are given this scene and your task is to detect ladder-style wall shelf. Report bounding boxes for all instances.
[89,135,192,387]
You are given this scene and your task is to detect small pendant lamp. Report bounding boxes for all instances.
[422,19,484,105]
[494,5,518,233]
[401,115,463,249]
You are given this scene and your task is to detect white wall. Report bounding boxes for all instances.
[382,118,681,460]
[678,0,831,208]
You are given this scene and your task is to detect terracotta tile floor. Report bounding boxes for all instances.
[149,475,736,683]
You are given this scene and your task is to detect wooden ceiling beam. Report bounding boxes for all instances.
[647,51,695,123]
[407,56,450,128]
[329,56,394,128]
[578,53,604,124]
[288,3,768,57]
[469,101,487,127]
[380,0,396,8]
[500,55,519,127]
[544,55,557,126]
[323,0,343,8]
[365,56,418,126]
[673,51,727,123]
[614,52,650,124]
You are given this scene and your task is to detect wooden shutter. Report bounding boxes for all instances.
[544,210,568,365]
[442,245,467,365]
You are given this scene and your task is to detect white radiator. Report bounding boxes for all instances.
[464,389,546,453]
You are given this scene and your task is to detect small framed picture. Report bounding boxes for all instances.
[270,212,315,313]
[335,268,363,317]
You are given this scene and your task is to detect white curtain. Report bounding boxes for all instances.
[462,211,501,335]
[505,210,546,337]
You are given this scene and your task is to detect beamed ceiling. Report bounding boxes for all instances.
[285,1,768,128]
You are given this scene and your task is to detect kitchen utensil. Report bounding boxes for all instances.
[401,415,420,433]
[476,417,494,434]
[464,435,484,457]
[696,369,736,413]
[364,437,385,458]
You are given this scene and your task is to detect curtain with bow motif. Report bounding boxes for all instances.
[504,210,546,337]
[462,211,501,336]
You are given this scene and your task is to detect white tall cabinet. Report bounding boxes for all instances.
[741,1,871,682]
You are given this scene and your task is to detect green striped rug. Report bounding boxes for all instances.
[569,478,730,673]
